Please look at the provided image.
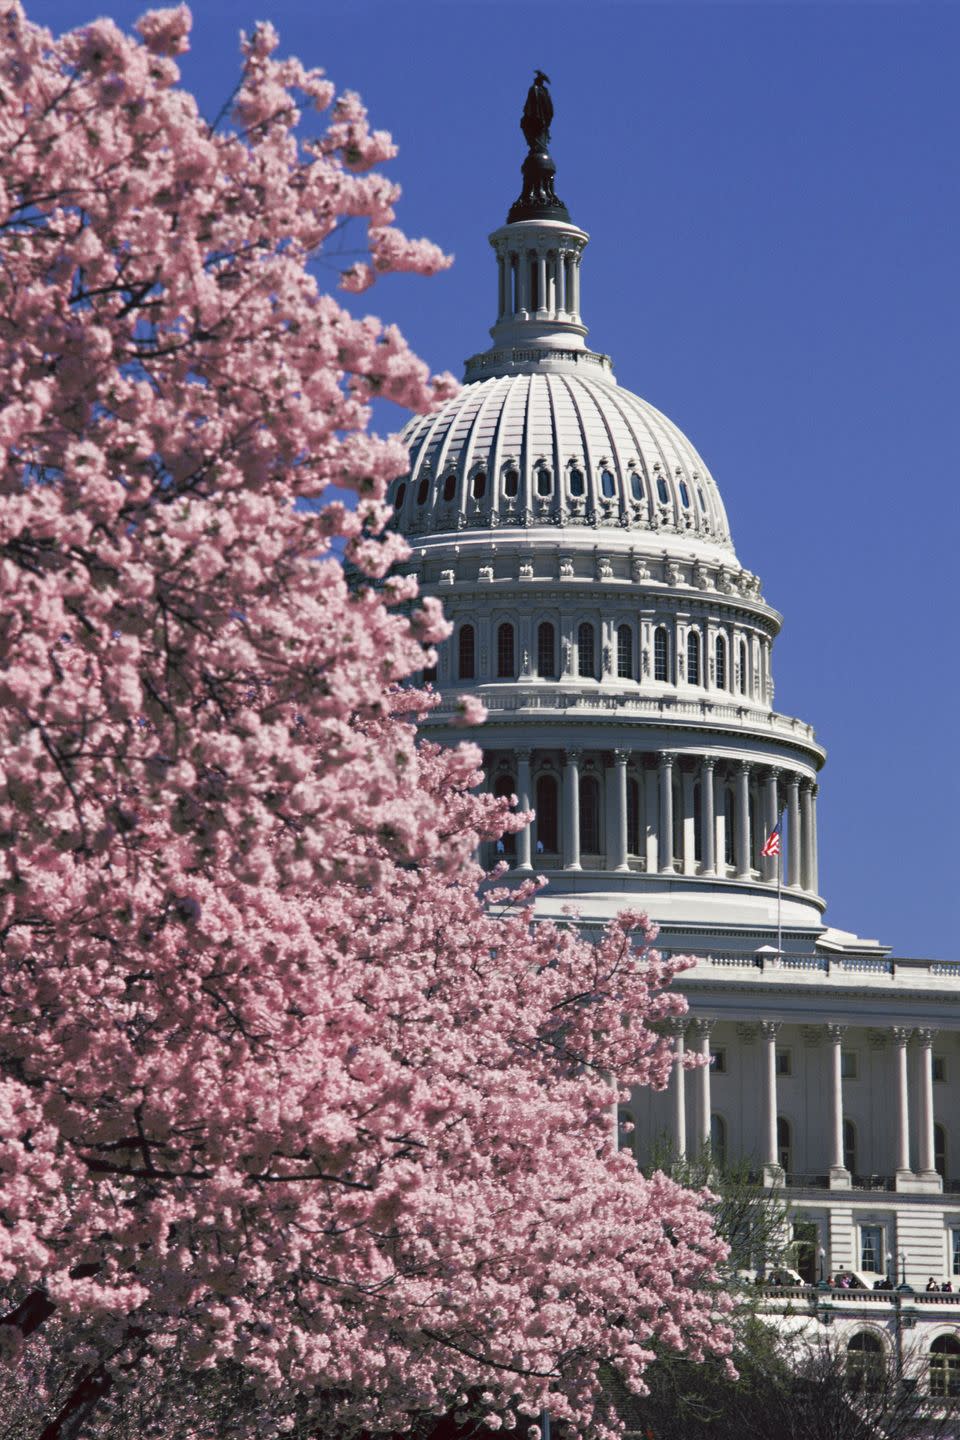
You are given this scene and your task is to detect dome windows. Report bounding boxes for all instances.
[697,487,707,511]
[458,624,476,680]
[394,481,406,510]
[600,469,616,499]
[496,622,515,679]
[569,467,585,497]
[503,466,520,498]
[536,467,552,497]
[617,624,633,680]
[715,635,727,690]
[686,630,701,686]
[442,473,456,502]
[679,480,691,508]
[537,621,557,679]
[654,626,669,683]
[472,470,487,499]
[417,477,430,506]
[656,475,669,505]
[577,622,597,679]
[630,471,643,500]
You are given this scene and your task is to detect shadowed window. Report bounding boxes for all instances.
[458,624,475,680]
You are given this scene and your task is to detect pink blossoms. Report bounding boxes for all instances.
[0,6,731,1439]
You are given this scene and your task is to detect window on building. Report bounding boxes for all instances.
[417,476,430,505]
[534,774,558,853]
[930,1336,960,1399]
[493,775,516,856]
[711,1049,726,1074]
[630,471,643,500]
[846,1333,885,1393]
[394,481,406,510]
[578,622,596,679]
[472,470,487,499]
[739,638,748,693]
[626,777,641,856]
[775,1050,791,1077]
[536,467,552,497]
[936,1125,947,1182]
[458,624,475,680]
[860,1224,884,1274]
[601,469,616,498]
[843,1118,857,1175]
[656,475,669,504]
[579,775,600,854]
[934,1055,947,1082]
[950,1226,960,1277]
[443,472,456,501]
[503,467,519,498]
[686,630,701,685]
[710,1114,727,1168]
[536,621,556,679]
[617,624,633,680]
[569,467,585,497]
[841,1051,858,1079]
[496,622,515,679]
[776,1116,792,1173]
[654,626,669,682]
[679,480,691,507]
[715,635,727,690]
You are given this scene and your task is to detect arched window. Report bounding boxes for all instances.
[843,1119,857,1176]
[724,787,735,866]
[627,777,641,856]
[537,621,556,680]
[600,469,616,498]
[493,775,516,856]
[710,1114,727,1168]
[738,639,748,694]
[579,775,601,854]
[503,467,519,498]
[935,1122,947,1180]
[654,626,669,682]
[472,470,486,499]
[930,1336,960,1398]
[536,467,552,497]
[394,481,406,510]
[679,480,691,507]
[847,1333,885,1394]
[458,624,475,680]
[715,635,727,690]
[630,471,643,500]
[617,624,633,680]
[776,1116,792,1173]
[495,622,515,678]
[697,486,707,511]
[442,472,456,502]
[578,622,596,679]
[417,476,430,505]
[534,774,558,853]
[686,630,701,685]
[656,475,669,504]
[569,467,585,497]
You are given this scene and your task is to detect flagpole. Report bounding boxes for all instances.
[776,809,783,958]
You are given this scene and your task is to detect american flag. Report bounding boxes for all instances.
[761,818,783,858]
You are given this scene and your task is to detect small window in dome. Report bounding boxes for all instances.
[630,472,643,500]
[679,481,691,507]
[536,468,552,497]
[569,468,585,497]
[656,475,669,505]
[601,469,616,498]
[472,471,487,499]
[503,467,519,498]
[417,477,430,506]
[698,487,706,511]
[443,473,456,502]
[394,482,406,510]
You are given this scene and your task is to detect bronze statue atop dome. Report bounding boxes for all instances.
[508,71,571,224]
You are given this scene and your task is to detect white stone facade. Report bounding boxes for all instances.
[391,144,960,1398]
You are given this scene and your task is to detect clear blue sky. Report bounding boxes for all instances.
[34,1,959,958]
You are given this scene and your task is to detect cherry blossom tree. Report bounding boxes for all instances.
[0,6,732,1438]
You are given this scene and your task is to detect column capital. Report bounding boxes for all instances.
[564,748,582,766]
[700,754,717,772]
[690,1017,714,1039]
[786,770,801,791]
[659,750,676,768]
[613,747,630,767]
[664,1017,689,1039]
[759,1020,781,1040]
[916,1027,938,1048]
[800,776,816,794]
[736,759,752,777]
[765,766,782,781]
[825,1023,847,1043]
[892,1025,913,1047]
[515,747,533,763]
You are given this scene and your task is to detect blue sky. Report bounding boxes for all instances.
[34,1,959,958]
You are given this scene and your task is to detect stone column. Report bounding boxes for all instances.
[515,748,533,872]
[893,1027,913,1185]
[681,766,697,875]
[671,1021,687,1161]
[810,783,819,895]
[658,751,676,875]
[517,251,529,314]
[700,756,717,876]
[571,256,581,317]
[917,1028,941,1185]
[763,768,781,882]
[760,1020,782,1184]
[800,780,815,892]
[735,761,751,879]
[537,253,547,314]
[562,749,581,871]
[556,249,567,312]
[826,1024,850,1187]
[786,773,801,889]
[692,1018,713,1152]
[612,749,629,872]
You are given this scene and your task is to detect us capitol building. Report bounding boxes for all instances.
[390,77,960,1390]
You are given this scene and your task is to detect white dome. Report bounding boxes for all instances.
[395,368,735,556]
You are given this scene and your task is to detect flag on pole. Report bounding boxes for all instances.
[761,817,783,858]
